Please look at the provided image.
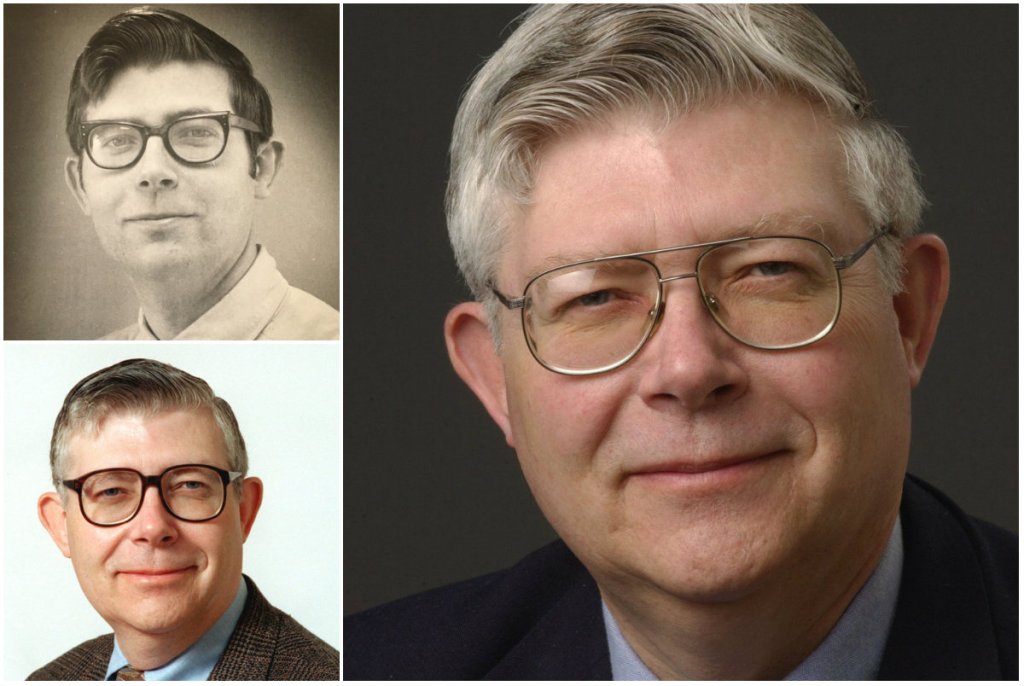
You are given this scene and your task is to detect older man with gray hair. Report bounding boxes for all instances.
[34,358,339,680]
[345,5,1016,679]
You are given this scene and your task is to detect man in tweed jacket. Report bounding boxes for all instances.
[30,576,339,680]
[32,359,339,680]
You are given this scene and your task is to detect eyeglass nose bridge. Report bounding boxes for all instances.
[646,267,723,341]
[134,127,177,167]
[124,474,174,523]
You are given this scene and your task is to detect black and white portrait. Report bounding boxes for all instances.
[5,4,339,340]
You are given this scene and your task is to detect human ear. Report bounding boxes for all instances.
[238,477,264,542]
[893,233,950,387]
[64,156,91,215]
[444,301,514,446]
[38,492,72,558]
[253,141,284,199]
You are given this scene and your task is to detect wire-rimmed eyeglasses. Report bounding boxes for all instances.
[79,111,262,170]
[62,463,242,527]
[490,228,892,376]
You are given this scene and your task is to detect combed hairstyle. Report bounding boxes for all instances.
[446,4,926,331]
[50,359,248,493]
[66,6,273,172]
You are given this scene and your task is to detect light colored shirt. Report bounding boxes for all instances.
[605,517,904,680]
[104,579,248,681]
[100,246,339,340]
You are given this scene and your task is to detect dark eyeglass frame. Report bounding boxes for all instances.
[490,227,893,376]
[62,463,243,527]
[78,111,263,170]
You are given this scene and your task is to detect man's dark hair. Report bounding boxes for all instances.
[66,6,273,169]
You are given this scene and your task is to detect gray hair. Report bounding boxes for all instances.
[446,5,926,330]
[50,358,248,492]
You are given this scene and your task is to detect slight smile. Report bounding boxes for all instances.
[627,451,789,490]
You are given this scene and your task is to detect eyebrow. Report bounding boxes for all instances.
[84,108,224,125]
[521,213,842,281]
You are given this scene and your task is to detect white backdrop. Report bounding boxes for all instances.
[3,342,340,678]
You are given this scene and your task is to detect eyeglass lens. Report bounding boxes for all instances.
[87,117,228,169]
[523,237,840,373]
[77,465,228,525]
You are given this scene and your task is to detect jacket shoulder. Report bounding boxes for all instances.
[27,634,113,681]
[212,577,339,680]
[265,607,341,680]
[881,475,1018,679]
[344,540,608,680]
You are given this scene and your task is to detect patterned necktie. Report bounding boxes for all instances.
[115,665,145,681]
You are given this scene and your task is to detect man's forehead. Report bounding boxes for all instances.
[83,60,233,123]
[65,406,228,472]
[69,405,219,443]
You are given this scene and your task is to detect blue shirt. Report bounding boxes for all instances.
[105,579,248,681]
[604,518,904,679]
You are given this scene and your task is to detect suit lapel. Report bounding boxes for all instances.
[486,567,611,679]
[878,477,1003,678]
[209,576,277,680]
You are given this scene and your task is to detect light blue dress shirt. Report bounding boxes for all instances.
[105,578,248,681]
[605,517,904,680]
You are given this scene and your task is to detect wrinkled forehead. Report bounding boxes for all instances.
[497,98,859,283]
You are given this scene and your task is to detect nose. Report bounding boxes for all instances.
[134,135,179,190]
[128,483,179,546]
[635,278,749,410]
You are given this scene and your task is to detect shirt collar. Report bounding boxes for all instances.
[134,245,290,340]
[604,516,904,680]
[105,578,248,681]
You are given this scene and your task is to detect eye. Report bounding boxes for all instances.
[575,290,614,307]
[101,134,136,149]
[749,261,797,278]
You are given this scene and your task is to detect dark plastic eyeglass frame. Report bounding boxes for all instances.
[490,227,893,376]
[61,463,243,527]
[78,111,263,170]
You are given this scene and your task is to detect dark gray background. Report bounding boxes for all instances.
[344,5,1018,615]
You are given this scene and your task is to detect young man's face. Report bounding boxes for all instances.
[40,408,261,644]
[66,61,261,290]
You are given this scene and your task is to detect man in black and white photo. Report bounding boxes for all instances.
[4,5,339,339]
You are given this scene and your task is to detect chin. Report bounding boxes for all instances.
[604,513,791,604]
[105,605,195,636]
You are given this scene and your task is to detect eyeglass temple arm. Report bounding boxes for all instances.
[489,285,526,310]
[833,226,894,270]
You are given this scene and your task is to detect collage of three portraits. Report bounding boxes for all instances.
[2,3,1018,680]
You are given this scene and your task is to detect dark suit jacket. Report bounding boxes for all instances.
[29,576,339,681]
[345,475,1017,679]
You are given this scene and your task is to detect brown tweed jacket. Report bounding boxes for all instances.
[27,576,339,680]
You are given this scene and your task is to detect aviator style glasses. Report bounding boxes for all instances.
[491,228,891,376]
[79,111,263,170]
[62,463,242,527]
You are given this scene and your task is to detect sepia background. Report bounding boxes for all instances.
[344,5,1018,615]
[4,4,339,339]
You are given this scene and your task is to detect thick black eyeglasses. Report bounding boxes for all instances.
[490,228,891,376]
[62,463,242,527]
[79,111,262,170]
